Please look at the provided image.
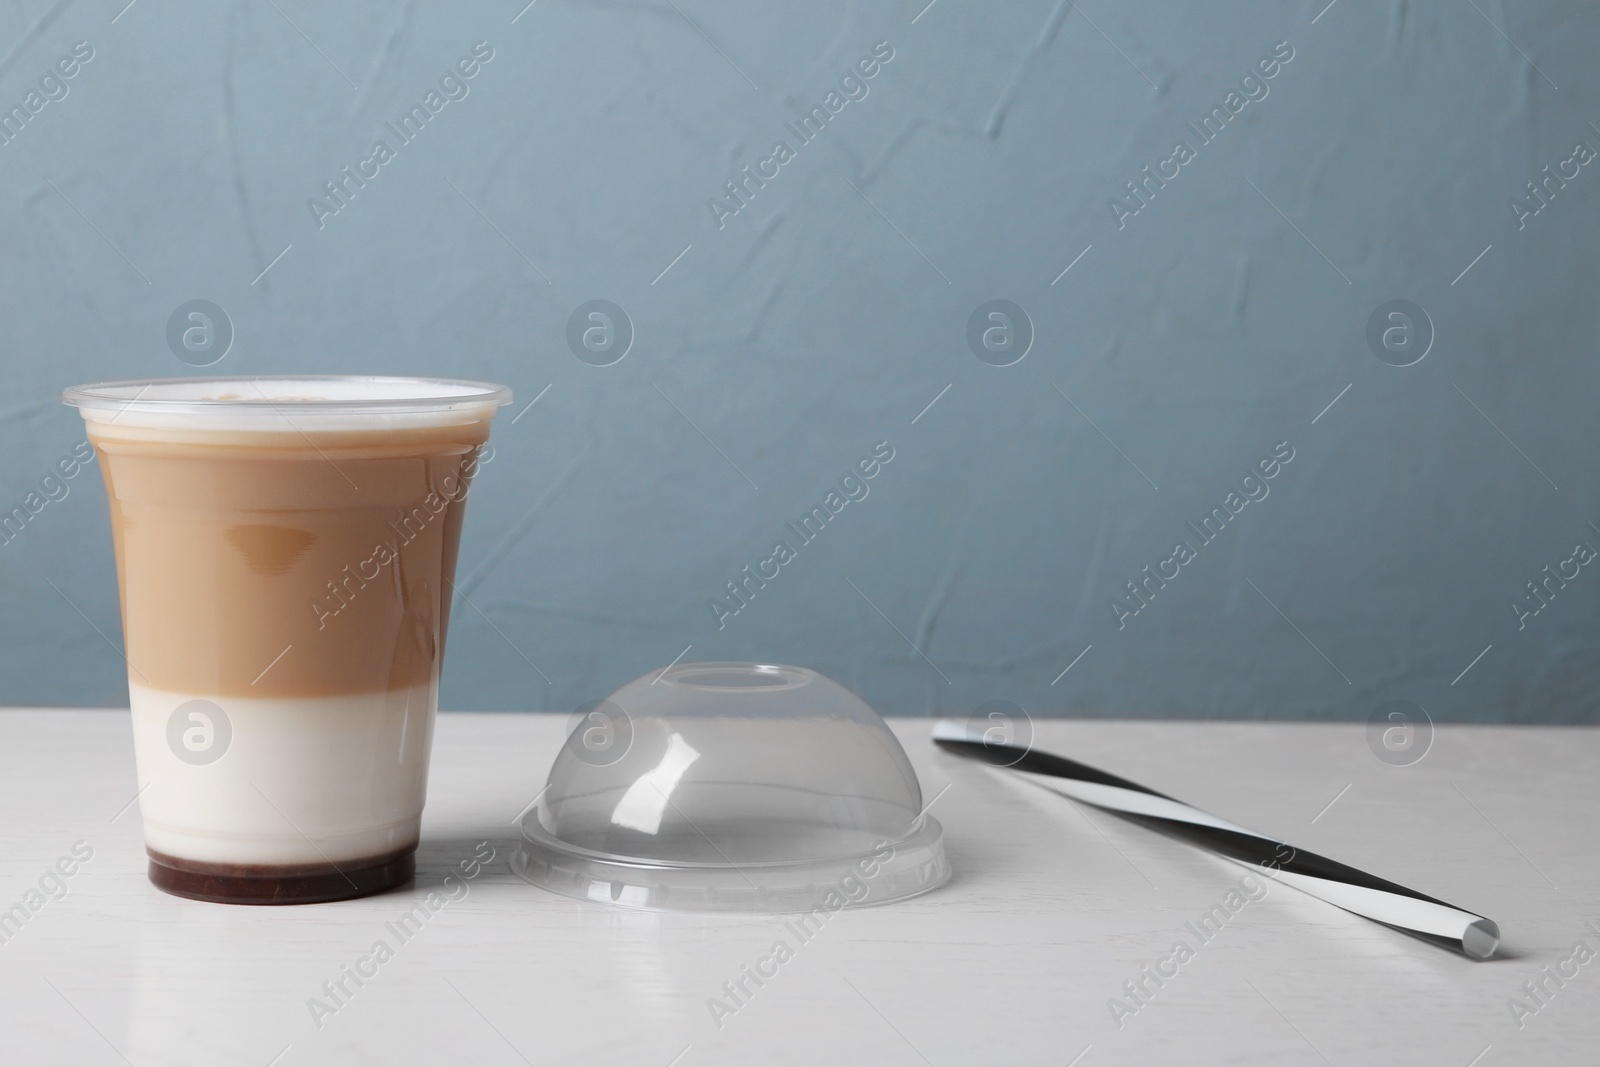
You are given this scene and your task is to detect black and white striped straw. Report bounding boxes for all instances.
[931,720,1499,960]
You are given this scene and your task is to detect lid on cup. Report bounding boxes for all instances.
[513,663,949,913]
[62,375,512,431]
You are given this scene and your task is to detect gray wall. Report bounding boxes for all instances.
[3,0,1596,721]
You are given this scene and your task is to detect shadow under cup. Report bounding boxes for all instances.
[62,376,511,905]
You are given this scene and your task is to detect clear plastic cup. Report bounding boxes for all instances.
[63,376,511,904]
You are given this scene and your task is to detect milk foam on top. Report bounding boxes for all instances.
[66,376,510,433]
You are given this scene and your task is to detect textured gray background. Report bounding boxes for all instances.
[2,0,1595,721]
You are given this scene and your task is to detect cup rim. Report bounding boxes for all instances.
[62,375,513,417]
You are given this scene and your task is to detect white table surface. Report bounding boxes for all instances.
[1,711,1595,1067]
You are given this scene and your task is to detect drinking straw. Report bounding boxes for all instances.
[932,720,1499,959]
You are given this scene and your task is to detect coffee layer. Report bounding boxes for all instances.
[90,420,490,698]
[148,846,415,905]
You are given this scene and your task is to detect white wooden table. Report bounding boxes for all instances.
[1,711,1595,1066]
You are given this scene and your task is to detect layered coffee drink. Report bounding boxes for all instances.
[64,377,510,904]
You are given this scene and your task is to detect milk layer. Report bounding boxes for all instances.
[130,680,436,865]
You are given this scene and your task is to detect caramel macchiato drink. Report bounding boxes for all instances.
[63,377,510,904]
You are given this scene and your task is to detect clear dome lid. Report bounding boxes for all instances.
[513,663,949,912]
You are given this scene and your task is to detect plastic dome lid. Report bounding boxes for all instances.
[513,663,949,912]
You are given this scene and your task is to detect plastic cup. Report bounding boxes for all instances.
[62,376,511,904]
